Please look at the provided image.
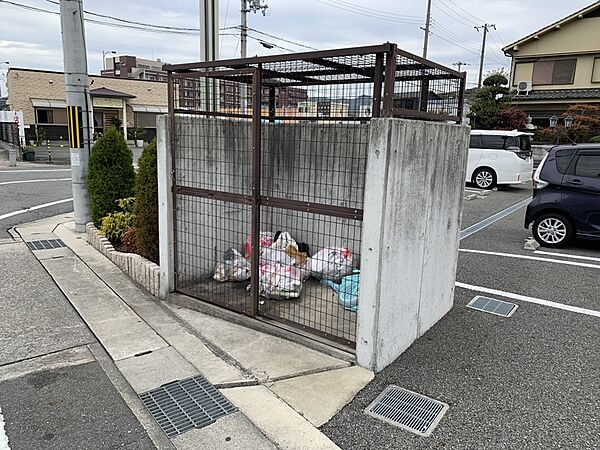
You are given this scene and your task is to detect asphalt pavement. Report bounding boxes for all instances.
[322,184,600,450]
[0,165,73,238]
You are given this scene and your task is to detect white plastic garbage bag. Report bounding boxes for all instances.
[213,248,251,282]
[243,232,274,258]
[257,263,304,299]
[308,247,353,281]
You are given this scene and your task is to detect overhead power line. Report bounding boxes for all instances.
[314,0,423,24]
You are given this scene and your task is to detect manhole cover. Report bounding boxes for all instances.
[26,239,67,250]
[364,385,448,437]
[467,295,518,318]
[139,375,236,438]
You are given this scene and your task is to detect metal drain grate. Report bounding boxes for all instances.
[26,239,67,251]
[365,385,448,437]
[139,375,236,438]
[467,295,518,318]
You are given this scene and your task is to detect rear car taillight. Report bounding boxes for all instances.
[532,156,549,189]
[516,151,532,160]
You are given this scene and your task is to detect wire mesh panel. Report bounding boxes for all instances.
[167,44,465,348]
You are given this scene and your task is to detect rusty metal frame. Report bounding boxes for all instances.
[167,43,466,346]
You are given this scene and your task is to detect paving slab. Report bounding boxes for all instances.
[116,347,198,394]
[267,365,374,427]
[0,242,93,365]
[172,412,277,450]
[55,224,251,386]
[41,255,168,361]
[170,305,350,382]
[222,385,340,450]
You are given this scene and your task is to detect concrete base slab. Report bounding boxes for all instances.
[169,305,350,382]
[172,412,276,450]
[222,385,340,450]
[267,365,374,427]
[41,256,167,361]
[116,347,198,394]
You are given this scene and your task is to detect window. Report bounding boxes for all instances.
[574,154,600,178]
[593,57,600,83]
[135,112,157,128]
[532,59,576,85]
[555,148,577,174]
[480,135,506,150]
[469,135,481,148]
[36,108,68,125]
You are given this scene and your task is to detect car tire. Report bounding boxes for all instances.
[532,213,574,248]
[472,168,497,190]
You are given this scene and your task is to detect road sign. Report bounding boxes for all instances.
[67,105,83,148]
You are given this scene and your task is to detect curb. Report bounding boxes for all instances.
[86,223,160,297]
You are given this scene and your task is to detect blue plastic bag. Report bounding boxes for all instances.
[322,269,360,312]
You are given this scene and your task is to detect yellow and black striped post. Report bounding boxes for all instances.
[67,105,83,148]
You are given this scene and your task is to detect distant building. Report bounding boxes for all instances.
[503,2,600,126]
[6,68,167,143]
[101,55,167,82]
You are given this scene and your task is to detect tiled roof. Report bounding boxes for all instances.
[514,88,600,101]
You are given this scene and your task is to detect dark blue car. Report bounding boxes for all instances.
[525,145,600,248]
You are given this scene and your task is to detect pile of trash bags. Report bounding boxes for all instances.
[213,230,358,308]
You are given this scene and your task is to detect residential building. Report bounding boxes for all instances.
[503,2,600,126]
[6,68,167,143]
[101,55,167,82]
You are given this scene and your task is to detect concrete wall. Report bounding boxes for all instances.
[168,116,367,287]
[357,118,470,372]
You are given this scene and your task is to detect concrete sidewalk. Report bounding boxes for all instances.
[14,214,373,449]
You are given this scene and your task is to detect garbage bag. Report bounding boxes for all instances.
[213,248,251,282]
[244,232,274,258]
[322,269,360,312]
[308,247,353,281]
[257,263,304,299]
[261,246,295,266]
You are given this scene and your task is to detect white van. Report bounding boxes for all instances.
[467,130,534,189]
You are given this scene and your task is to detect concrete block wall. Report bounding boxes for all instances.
[86,223,161,297]
[357,118,470,372]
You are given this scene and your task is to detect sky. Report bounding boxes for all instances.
[0,0,596,94]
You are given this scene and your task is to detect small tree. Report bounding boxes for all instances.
[134,138,159,263]
[499,107,527,130]
[467,73,510,129]
[87,128,135,226]
[537,104,600,143]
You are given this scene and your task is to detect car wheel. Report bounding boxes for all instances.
[473,168,497,190]
[532,213,574,248]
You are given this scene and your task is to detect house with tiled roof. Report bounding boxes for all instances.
[503,1,600,127]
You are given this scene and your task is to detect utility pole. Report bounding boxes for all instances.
[200,0,219,62]
[59,0,92,232]
[422,0,432,58]
[453,61,470,72]
[240,0,269,58]
[475,23,496,88]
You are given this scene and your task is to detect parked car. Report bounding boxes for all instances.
[525,144,600,248]
[467,130,534,189]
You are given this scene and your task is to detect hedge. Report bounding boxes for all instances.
[134,138,159,264]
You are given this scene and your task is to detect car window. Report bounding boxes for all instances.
[504,136,520,149]
[574,154,600,178]
[520,136,532,151]
[480,135,505,149]
[469,135,481,148]
[555,148,577,174]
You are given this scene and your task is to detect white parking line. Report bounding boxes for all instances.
[0,178,71,186]
[456,282,600,318]
[0,405,10,450]
[534,250,600,263]
[459,248,600,270]
[460,197,532,240]
[0,169,70,174]
[0,198,73,221]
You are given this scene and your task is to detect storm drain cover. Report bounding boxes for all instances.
[139,375,236,438]
[364,385,448,437]
[467,295,518,318]
[26,239,66,250]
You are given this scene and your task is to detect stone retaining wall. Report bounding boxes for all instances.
[86,223,160,297]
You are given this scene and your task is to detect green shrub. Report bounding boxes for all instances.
[134,138,159,263]
[88,128,135,226]
[121,227,140,253]
[99,197,136,242]
[591,135,600,143]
